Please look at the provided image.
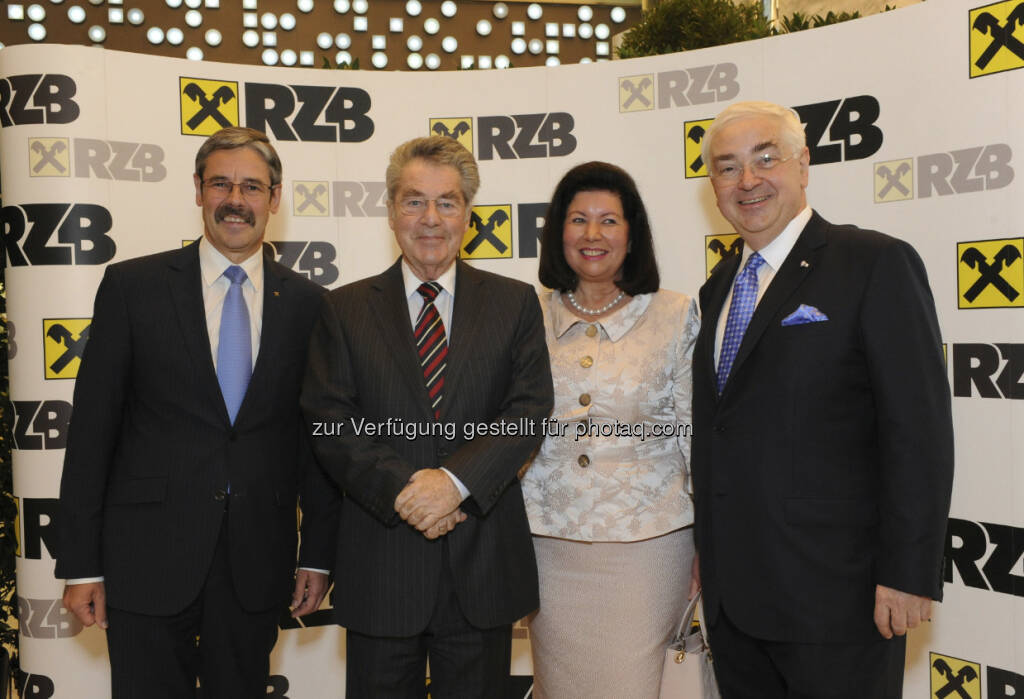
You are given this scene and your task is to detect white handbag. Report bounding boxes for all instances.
[659,590,721,699]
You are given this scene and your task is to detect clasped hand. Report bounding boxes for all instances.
[394,469,465,540]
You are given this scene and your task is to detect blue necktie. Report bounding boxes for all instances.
[217,265,252,424]
[716,252,765,394]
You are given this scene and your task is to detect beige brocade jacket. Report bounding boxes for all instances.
[522,289,699,542]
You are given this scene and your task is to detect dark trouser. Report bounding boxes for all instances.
[105,520,280,699]
[708,606,906,699]
[345,544,512,699]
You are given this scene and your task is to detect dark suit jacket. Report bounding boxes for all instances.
[302,258,553,637]
[691,212,953,643]
[56,242,338,615]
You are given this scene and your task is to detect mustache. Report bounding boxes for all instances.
[214,202,255,226]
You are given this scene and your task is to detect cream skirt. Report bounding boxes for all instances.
[528,527,695,699]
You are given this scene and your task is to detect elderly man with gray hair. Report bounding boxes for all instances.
[690,101,953,698]
[302,135,553,697]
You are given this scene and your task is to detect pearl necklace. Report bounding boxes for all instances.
[566,290,625,315]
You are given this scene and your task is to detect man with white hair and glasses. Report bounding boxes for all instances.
[690,101,954,697]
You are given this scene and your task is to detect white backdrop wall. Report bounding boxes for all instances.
[3,0,1022,695]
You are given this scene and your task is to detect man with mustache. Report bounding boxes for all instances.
[56,127,337,698]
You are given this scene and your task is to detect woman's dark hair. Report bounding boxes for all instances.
[537,161,659,294]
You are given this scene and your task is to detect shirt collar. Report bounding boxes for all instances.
[739,205,812,272]
[549,289,652,342]
[198,235,264,291]
[401,258,457,300]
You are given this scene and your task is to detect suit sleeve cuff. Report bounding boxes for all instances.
[66,577,104,585]
[440,467,470,501]
[298,567,330,575]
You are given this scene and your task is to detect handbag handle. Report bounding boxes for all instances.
[671,589,701,641]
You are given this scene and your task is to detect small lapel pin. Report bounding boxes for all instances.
[273,291,280,296]
[800,260,810,268]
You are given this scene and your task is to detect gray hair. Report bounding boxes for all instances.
[702,101,806,168]
[194,127,282,186]
[386,135,480,205]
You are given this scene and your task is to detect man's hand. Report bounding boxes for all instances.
[874,584,932,639]
[688,552,701,601]
[423,508,467,540]
[394,469,462,533]
[63,582,108,629]
[290,570,329,618]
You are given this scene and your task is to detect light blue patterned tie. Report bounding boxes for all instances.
[217,265,251,424]
[716,252,765,394]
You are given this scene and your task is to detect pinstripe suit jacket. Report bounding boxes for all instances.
[56,242,339,615]
[302,258,553,636]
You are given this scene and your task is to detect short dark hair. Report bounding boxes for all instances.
[538,161,659,295]
[195,127,282,186]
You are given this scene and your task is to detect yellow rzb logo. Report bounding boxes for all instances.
[28,137,70,177]
[969,0,1024,78]
[180,77,239,136]
[930,653,980,699]
[462,205,512,259]
[957,237,1024,308]
[293,181,330,217]
[873,158,914,203]
[619,75,654,113]
[705,233,742,279]
[684,119,714,179]
[429,118,473,153]
[43,318,91,379]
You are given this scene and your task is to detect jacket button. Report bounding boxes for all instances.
[585,325,598,338]
[438,448,449,459]
[714,425,726,433]
[213,489,227,502]
[578,455,590,468]
[579,393,591,406]
[229,431,238,442]
[580,355,594,368]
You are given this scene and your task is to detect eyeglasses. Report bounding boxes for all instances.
[397,197,465,218]
[203,178,276,200]
[709,151,801,182]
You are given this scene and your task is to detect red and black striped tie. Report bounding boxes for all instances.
[415,281,448,419]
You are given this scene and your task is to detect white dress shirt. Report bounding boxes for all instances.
[714,206,812,368]
[400,259,469,501]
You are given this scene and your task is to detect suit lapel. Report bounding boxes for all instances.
[441,260,484,418]
[166,243,230,424]
[725,214,829,392]
[370,259,435,421]
[699,253,741,402]
[238,252,285,423]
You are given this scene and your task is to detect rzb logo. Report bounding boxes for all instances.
[462,206,512,259]
[2,203,117,266]
[705,234,742,278]
[430,118,473,152]
[794,95,883,165]
[430,115,576,160]
[873,159,913,202]
[0,74,79,127]
[619,75,654,112]
[617,65,739,113]
[180,78,239,136]
[684,119,714,179]
[930,654,980,699]
[957,238,1023,308]
[43,318,91,380]
[970,0,1024,78]
[29,138,69,176]
[293,181,330,217]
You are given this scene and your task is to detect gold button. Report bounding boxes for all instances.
[579,393,591,406]
[585,325,597,337]
[580,356,593,368]
[578,455,590,468]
